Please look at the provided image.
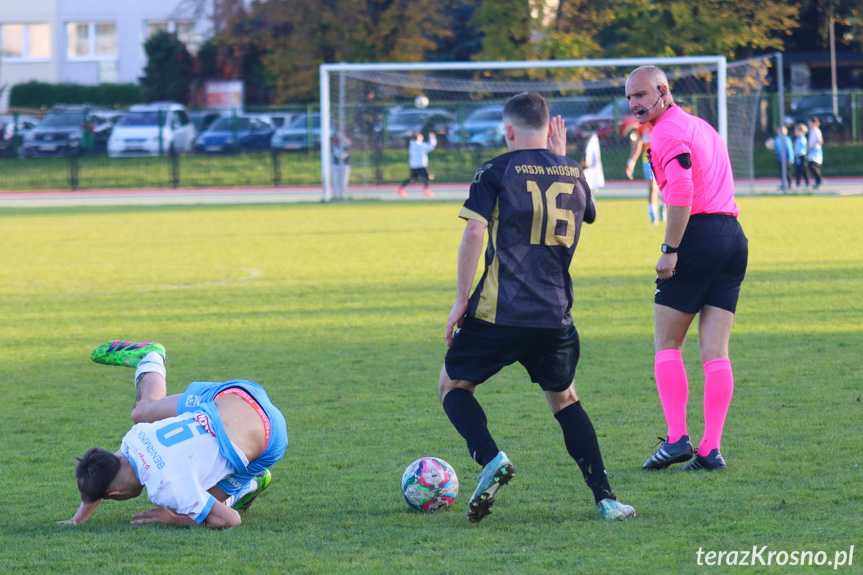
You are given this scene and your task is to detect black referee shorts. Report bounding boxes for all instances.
[444,317,579,392]
[655,213,748,314]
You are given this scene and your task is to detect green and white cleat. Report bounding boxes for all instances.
[90,340,166,368]
[598,498,636,520]
[467,451,515,523]
[233,470,272,511]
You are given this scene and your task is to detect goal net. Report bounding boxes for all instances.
[320,56,771,200]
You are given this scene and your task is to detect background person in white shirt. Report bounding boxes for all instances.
[397,132,437,198]
[583,131,605,191]
[806,116,824,190]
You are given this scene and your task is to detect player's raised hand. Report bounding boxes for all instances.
[547,115,567,156]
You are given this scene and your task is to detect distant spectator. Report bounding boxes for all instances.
[806,117,824,190]
[397,132,437,198]
[582,131,605,191]
[331,134,351,199]
[773,125,793,189]
[793,123,809,190]
[626,122,665,224]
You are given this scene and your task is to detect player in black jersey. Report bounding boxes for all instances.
[438,92,636,523]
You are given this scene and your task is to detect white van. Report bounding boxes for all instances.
[108,102,195,157]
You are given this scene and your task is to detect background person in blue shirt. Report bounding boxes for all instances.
[774,125,793,189]
[793,123,810,190]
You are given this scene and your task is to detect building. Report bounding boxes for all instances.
[0,0,212,110]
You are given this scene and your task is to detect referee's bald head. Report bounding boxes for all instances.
[627,66,671,94]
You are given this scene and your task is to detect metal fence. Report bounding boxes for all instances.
[1,91,861,193]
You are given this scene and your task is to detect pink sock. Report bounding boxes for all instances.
[699,358,734,456]
[655,349,688,443]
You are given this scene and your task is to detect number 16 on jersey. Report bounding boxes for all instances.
[526,180,577,248]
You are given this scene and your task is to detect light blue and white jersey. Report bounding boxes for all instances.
[807,127,823,164]
[120,412,234,524]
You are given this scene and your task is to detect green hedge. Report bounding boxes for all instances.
[9,81,141,109]
[754,143,863,178]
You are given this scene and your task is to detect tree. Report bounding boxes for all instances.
[469,0,538,62]
[248,0,454,103]
[582,0,800,60]
[140,31,195,104]
[426,0,484,62]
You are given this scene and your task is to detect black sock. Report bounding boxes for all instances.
[554,401,614,504]
[442,388,499,467]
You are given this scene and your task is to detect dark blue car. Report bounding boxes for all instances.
[194,115,275,153]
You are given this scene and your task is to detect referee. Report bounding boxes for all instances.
[625,67,748,471]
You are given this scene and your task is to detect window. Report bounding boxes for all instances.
[147,21,169,38]
[175,21,198,52]
[1,23,51,60]
[67,22,116,59]
[145,20,200,54]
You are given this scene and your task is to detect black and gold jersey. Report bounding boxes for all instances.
[459,149,592,329]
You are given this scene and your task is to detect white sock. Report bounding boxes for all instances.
[134,352,166,386]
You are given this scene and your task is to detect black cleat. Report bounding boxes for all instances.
[643,435,694,470]
[683,448,726,471]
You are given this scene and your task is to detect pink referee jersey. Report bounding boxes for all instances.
[649,105,739,217]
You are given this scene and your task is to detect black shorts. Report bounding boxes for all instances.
[655,213,748,314]
[444,317,580,392]
[409,168,430,182]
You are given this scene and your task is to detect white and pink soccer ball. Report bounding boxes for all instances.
[401,457,459,511]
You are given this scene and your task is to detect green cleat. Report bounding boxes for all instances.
[233,470,272,511]
[90,340,166,368]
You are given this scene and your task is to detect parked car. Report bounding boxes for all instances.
[270,113,327,151]
[108,103,196,157]
[19,105,114,158]
[0,114,38,157]
[377,107,457,147]
[550,98,592,139]
[267,112,296,129]
[784,93,852,135]
[188,110,222,134]
[573,99,640,143]
[195,114,275,153]
[450,105,505,149]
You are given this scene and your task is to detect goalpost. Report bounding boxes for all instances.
[319,56,770,201]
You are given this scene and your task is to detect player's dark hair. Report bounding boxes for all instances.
[503,92,549,130]
[75,447,121,503]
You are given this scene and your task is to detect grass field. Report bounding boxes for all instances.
[1,196,861,574]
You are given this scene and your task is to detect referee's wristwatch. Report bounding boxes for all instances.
[661,243,679,254]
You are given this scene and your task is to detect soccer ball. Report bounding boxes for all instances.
[414,95,429,109]
[401,457,459,511]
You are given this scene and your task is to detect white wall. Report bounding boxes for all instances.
[56,0,212,85]
[1,0,212,109]
[0,0,60,89]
